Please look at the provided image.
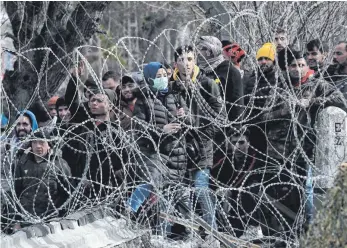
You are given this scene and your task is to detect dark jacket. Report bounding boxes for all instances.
[133,90,191,171]
[211,148,265,188]
[64,76,91,124]
[263,76,346,163]
[171,66,225,169]
[324,65,347,99]
[14,153,71,217]
[172,66,225,138]
[206,60,244,121]
[243,67,281,124]
[115,100,134,131]
[53,123,85,179]
[74,119,127,198]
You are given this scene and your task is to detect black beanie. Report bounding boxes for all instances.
[55,97,68,110]
[221,40,232,48]
[30,128,53,147]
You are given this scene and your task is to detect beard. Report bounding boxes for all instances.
[16,129,29,139]
[259,64,273,74]
[122,94,136,103]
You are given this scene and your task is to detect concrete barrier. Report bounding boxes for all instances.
[1,208,151,248]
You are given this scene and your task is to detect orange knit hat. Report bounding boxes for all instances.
[47,96,59,106]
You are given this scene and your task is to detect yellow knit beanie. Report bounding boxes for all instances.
[256,43,276,61]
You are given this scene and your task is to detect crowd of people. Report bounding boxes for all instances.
[1,28,347,246]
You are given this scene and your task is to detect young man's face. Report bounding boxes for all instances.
[102,78,119,91]
[89,93,110,116]
[231,135,250,160]
[58,105,72,123]
[274,32,289,52]
[15,116,32,139]
[121,82,137,102]
[48,105,57,117]
[289,58,309,80]
[333,43,347,67]
[32,139,50,158]
[306,47,325,69]
[176,51,196,80]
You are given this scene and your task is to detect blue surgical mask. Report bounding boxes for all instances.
[153,77,168,91]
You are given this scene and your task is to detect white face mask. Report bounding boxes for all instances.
[153,77,168,91]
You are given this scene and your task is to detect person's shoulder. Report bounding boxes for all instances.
[54,156,71,174]
[198,69,217,86]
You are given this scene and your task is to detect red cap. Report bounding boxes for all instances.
[47,96,59,106]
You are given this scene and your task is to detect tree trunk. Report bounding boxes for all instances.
[2,1,110,116]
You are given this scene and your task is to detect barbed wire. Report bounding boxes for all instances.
[1,3,347,247]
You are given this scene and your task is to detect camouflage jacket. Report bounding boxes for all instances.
[262,77,346,162]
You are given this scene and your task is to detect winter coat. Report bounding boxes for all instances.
[205,60,244,122]
[262,76,346,163]
[52,123,86,179]
[243,67,282,124]
[172,66,225,137]
[73,119,128,198]
[133,90,191,172]
[323,65,347,99]
[14,152,71,217]
[171,66,226,169]
[114,100,135,131]
[243,68,283,123]
[211,148,266,188]
[1,110,38,194]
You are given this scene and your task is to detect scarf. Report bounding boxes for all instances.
[196,36,225,73]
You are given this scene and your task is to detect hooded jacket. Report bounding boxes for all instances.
[15,110,39,133]
[133,88,191,172]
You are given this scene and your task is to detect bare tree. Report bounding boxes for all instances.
[2,1,110,115]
